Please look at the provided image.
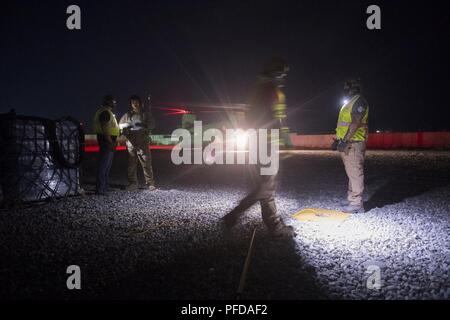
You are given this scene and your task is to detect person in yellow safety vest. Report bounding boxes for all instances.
[93,95,120,195]
[222,57,296,238]
[332,79,369,213]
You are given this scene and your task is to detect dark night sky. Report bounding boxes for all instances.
[1,0,449,134]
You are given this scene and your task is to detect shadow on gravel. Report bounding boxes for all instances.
[103,227,326,300]
[244,232,326,300]
[365,175,450,211]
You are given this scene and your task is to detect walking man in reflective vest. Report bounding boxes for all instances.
[222,57,295,238]
[93,95,120,195]
[334,79,369,213]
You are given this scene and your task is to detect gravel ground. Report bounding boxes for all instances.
[1,150,449,300]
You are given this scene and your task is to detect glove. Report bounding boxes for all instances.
[331,139,339,151]
[337,140,350,153]
[122,127,131,137]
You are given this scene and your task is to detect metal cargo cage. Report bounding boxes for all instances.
[0,111,84,202]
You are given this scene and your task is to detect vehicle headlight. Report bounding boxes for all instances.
[235,132,249,149]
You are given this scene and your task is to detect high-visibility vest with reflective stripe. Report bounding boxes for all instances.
[271,88,291,146]
[93,107,120,136]
[336,94,369,141]
[272,88,287,120]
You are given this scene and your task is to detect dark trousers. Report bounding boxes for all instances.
[96,138,115,193]
[227,164,282,229]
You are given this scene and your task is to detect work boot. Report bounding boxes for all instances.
[342,204,365,214]
[269,223,297,238]
[125,183,138,191]
[222,197,254,229]
[337,199,350,207]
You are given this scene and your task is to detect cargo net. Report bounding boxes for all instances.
[0,113,84,203]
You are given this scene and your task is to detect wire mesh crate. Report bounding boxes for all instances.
[0,111,84,202]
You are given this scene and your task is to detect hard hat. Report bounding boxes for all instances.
[130,94,142,103]
[102,95,117,108]
[263,56,289,78]
[343,78,361,92]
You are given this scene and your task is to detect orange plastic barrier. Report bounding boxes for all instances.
[290,134,335,149]
[290,132,450,150]
[83,132,450,152]
[367,132,450,149]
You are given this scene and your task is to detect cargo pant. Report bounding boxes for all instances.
[225,164,283,230]
[340,141,366,206]
[126,133,154,187]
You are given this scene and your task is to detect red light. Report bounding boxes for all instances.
[164,110,189,116]
[84,144,173,153]
[85,145,100,153]
[154,106,190,116]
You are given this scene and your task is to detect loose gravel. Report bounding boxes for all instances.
[1,150,449,300]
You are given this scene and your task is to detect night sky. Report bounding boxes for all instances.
[1,0,449,134]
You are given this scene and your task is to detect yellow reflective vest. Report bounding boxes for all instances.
[272,88,291,147]
[336,94,369,141]
[93,107,120,136]
[272,88,287,121]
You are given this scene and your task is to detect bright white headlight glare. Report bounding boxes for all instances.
[235,132,249,149]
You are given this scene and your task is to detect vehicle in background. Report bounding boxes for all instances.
[151,103,249,147]
[85,103,250,151]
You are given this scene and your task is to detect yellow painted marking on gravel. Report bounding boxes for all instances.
[292,208,350,222]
